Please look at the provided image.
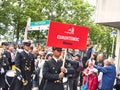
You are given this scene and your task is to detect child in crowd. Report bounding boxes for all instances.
[88,68,98,90]
[82,61,98,90]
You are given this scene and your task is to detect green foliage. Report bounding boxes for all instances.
[89,23,117,57]
[0,0,116,56]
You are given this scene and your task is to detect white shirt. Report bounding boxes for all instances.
[24,49,29,54]
[53,56,59,62]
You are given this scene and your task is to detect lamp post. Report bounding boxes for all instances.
[111,30,117,58]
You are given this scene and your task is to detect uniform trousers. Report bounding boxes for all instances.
[43,81,64,90]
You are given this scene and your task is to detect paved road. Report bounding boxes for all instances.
[32,85,82,90]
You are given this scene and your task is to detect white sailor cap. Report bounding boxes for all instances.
[22,40,31,46]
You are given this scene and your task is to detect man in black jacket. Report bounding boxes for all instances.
[12,40,35,90]
[43,47,74,90]
[0,42,11,90]
[65,55,80,90]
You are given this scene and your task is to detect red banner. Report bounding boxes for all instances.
[46,21,89,50]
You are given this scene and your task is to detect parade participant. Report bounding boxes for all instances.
[74,54,83,89]
[65,54,81,90]
[0,42,11,90]
[38,52,53,90]
[11,40,35,90]
[43,47,74,90]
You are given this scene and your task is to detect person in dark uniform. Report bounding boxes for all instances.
[72,54,82,90]
[11,40,35,90]
[43,47,74,90]
[0,42,12,90]
[64,56,80,90]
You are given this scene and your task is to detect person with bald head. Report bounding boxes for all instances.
[96,54,104,67]
[94,58,116,90]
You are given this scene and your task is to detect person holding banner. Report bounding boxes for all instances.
[43,47,74,90]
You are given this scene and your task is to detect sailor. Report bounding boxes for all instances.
[43,47,74,90]
[11,40,35,90]
[0,42,12,90]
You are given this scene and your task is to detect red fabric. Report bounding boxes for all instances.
[82,67,98,90]
[82,66,93,84]
[88,74,98,90]
[47,21,89,50]
[82,69,89,84]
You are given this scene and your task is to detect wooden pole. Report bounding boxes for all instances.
[62,48,67,67]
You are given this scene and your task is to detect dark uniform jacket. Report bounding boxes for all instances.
[65,59,79,78]
[43,58,74,90]
[64,59,80,90]
[0,50,11,70]
[12,50,35,90]
[15,51,35,78]
[0,49,11,88]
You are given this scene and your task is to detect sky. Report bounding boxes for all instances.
[88,0,96,6]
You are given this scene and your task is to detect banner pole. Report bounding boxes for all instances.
[62,48,67,67]
[24,18,31,40]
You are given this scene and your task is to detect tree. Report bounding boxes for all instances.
[0,0,93,40]
[89,23,117,57]
[0,0,115,56]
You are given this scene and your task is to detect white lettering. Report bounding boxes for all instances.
[57,35,79,42]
